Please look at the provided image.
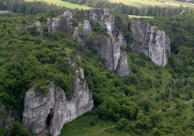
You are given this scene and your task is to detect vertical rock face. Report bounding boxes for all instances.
[73,20,92,49]
[118,31,127,47]
[0,105,15,130]
[49,9,130,77]
[83,20,92,37]
[130,20,170,67]
[33,21,43,36]
[22,56,94,136]
[48,11,75,35]
[92,36,114,71]
[89,8,129,74]
[25,21,43,37]
[116,52,129,77]
[149,27,170,67]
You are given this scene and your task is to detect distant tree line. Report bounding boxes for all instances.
[175,0,194,3]
[0,0,67,15]
[64,0,194,17]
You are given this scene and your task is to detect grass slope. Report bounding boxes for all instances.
[109,0,194,8]
[0,10,9,13]
[60,114,130,136]
[25,0,91,9]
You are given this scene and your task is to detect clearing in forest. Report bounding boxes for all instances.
[25,0,91,9]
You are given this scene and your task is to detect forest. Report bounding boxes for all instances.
[0,0,194,136]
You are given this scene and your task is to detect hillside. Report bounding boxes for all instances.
[0,0,194,136]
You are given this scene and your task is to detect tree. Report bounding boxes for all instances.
[142,97,151,112]
[12,121,31,136]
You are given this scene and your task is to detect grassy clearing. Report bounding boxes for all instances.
[109,0,194,8]
[25,0,91,9]
[0,10,9,14]
[59,114,130,136]
[128,15,154,18]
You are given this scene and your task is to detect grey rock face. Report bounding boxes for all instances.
[33,21,42,34]
[92,36,114,70]
[23,58,94,136]
[0,105,15,130]
[25,21,43,37]
[83,20,92,37]
[118,31,127,47]
[130,20,171,67]
[73,20,92,49]
[48,11,75,35]
[116,52,129,77]
[90,8,119,39]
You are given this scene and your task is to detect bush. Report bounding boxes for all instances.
[12,121,31,136]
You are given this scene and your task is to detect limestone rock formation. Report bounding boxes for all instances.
[0,105,15,130]
[48,11,75,35]
[83,20,92,37]
[25,21,43,37]
[130,20,171,67]
[91,36,114,71]
[89,8,129,73]
[73,20,92,49]
[90,8,119,39]
[22,56,94,136]
[49,9,129,76]
[116,52,129,77]
[118,31,127,47]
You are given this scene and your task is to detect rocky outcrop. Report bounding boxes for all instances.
[48,11,75,35]
[116,52,129,77]
[22,55,94,136]
[118,31,127,47]
[89,8,129,73]
[73,20,92,48]
[83,20,92,37]
[25,21,43,37]
[49,10,129,77]
[0,105,16,131]
[130,20,170,67]
[90,8,123,40]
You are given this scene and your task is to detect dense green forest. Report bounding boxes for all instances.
[1,0,194,136]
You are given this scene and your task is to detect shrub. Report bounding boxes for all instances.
[12,121,31,136]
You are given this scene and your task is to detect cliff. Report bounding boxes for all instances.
[22,55,94,136]
[130,20,171,67]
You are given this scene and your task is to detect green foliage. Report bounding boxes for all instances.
[1,1,194,136]
[12,121,31,136]
[0,126,6,136]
